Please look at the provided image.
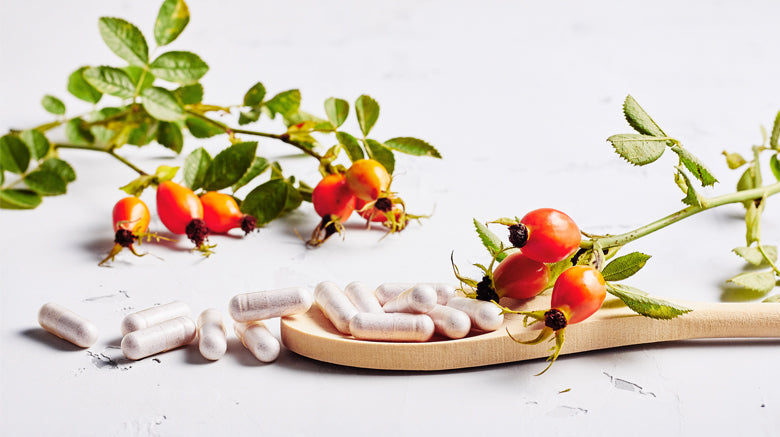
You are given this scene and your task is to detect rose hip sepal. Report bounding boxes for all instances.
[307,173,356,247]
[99,197,171,266]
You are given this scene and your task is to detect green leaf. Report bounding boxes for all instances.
[763,295,780,303]
[157,122,183,153]
[154,165,179,183]
[155,0,190,46]
[238,110,260,126]
[41,95,66,115]
[733,246,778,267]
[670,145,718,187]
[127,119,159,146]
[0,135,30,174]
[545,257,574,290]
[270,161,283,180]
[67,67,103,104]
[243,82,266,107]
[65,118,95,146]
[601,252,651,282]
[122,66,155,92]
[20,130,50,160]
[202,142,257,191]
[324,97,349,128]
[0,189,42,209]
[726,271,777,294]
[745,201,763,246]
[231,156,270,192]
[98,17,149,66]
[385,137,441,158]
[675,166,703,207]
[282,178,303,213]
[24,170,67,196]
[355,95,379,137]
[364,139,395,174]
[174,83,203,105]
[771,110,780,150]
[119,175,155,197]
[141,87,184,121]
[149,51,208,85]
[185,117,224,138]
[607,134,666,165]
[240,178,289,225]
[297,180,313,203]
[39,158,76,183]
[83,66,136,99]
[770,154,780,182]
[265,89,301,118]
[622,95,666,137]
[336,131,364,162]
[473,219,506,261]
[606,283,692,319]
[722,151,746,170]
[183,147,211,190]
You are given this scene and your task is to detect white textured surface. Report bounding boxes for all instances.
[1,0,779,435]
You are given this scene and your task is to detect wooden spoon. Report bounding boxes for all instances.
[280,294,780,371]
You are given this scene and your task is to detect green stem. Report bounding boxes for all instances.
[580,181,780,249]
[54,143,148,176]
[758,244,780,276]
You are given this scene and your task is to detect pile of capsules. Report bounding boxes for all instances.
[35,282,505,363]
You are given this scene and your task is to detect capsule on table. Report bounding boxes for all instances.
[446,297,504,332]
[375,282,457,305]
[234,321,280,363]
[38,302,99,348]
[197,309,227,361]
[121,316,196,360]
[229,287,313,322]
[314,282,358,334]
[344,281,384,314]
[349,313,435,342]
[382,284,437,314]
[427,305,471,339]
[121,301,191,336]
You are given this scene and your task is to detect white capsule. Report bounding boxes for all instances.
[197,309,227,361]
[383,284,437,314]
[446,297,504,331]
[427,305,471,339]
[344,281,384,314]
[375,282,456,305]
[234,321,281,363]
[229,287,313,322]
[349,313,435,342]
[121,316,196,360]
[38,302,99,348]
[314,282,359,334]
[121,301,191,336]
[429,283,457,305]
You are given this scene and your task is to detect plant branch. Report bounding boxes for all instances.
[54,143,148,176]
[758,244,780,276]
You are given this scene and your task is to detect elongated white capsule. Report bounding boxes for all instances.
[383,284,437,314]
[121,301,191,336]
[349,313,434,342]
[234,321,280,363]
[229,287,313,322]
[314,282,358,334]
[447,297,504,331]
[427,305,471,339]
[344,281,384,314]
[121,316,196,360]
[197,309,227,361]
[375,282,456,305]
[38,303,99,348]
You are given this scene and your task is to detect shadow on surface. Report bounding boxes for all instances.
[20,328,84,352]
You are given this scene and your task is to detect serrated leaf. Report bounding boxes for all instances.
[622,95,666,137]
[65,118,95,146]
[733,246,778,266]
[173,83,203,105]
[336,131,364,162]
[283,111,328,127]
[355,95,379,137]
[231,156,270,192]
[41,95,66,115]
[24,170,67,196]
[149,51,208,85]
[675,166,702,207]
[202,142,257,191]
[385,137,441,158]
[771,110,780,150]
[0,135,30,174]
[141,87,184,121]
[771,154,780,182]
[67,67,103,104]
[83,66,136,99]
[185,117,224,138]
[240,178,289,225]
[265,89,301,118]
[157,122,183,153]
[0,189,42,209]
[606,283,692,319]
[601,252,651,282]
[127,119,159,146]
[763,295,780,303]
[607,134,666,165]
[243,82,266,107]
[20,130,50,160]
[119,175,155,197]
[545,257,575,290]
[324,97,349,128]
[670,145,718,187]
[98,17,149,66]
[122,66,155,92]
[473,219,505,261]
[183,147,211,190]
[727,271,777,294]
[364,139,395,175]
[722,151,746,170]
[39,158,76,183]
[153,165,179,183]
[155,0,190,46]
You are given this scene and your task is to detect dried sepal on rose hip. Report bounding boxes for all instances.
[200,191,257,235]
[488,208,581,263]
[307,173,356,247]
[156,181,215,256]
[99,197,169,266]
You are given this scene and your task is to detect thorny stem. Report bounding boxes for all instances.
[54,144,148,176]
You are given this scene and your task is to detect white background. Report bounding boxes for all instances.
[1,0,779,435]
